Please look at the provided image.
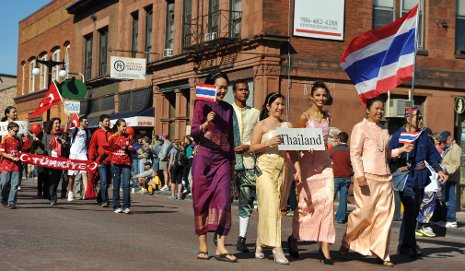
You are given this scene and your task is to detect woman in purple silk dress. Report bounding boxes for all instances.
[191,72,237,263]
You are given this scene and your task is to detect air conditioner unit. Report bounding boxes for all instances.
[163,48,173,58]
[204,32,218,42]
[385,99,410,118]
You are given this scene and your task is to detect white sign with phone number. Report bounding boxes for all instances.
[64,100,81,114]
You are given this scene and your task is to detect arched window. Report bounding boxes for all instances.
[21,61,26,95]
[29,59,36,92]
[40,54,48,90]
[52,48,60,82]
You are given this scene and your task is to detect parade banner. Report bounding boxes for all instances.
[0,121,29,136]
[19,152,98,172]
[276,128,325,151]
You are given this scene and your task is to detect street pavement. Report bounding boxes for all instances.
[1,179,465,271]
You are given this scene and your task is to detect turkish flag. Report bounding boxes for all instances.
[69,114,80,128]
[29,80,63,119]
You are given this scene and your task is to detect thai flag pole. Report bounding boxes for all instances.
[407,0,422,161]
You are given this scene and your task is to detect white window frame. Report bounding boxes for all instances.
[65,44,70,78]
[21,63,26,95]
[401,0,424,49]
[29,60,36,92]
[40,55,48,90]
[52,49,60,82]
[372,0,395,29]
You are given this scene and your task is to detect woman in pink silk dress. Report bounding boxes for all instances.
[339,97,412,267]
[288,81,335,265]
[191,72,237,263]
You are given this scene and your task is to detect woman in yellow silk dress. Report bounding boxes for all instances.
[339,97,412,267]
[250,92,292,265]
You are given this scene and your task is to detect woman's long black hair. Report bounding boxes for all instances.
[259,92,285,120]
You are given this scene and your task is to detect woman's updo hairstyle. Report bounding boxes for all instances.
[365,96,385,109]
[204,71,229,85]
[259,92,285,120]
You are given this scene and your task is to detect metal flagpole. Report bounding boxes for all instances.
[408,1,421,132]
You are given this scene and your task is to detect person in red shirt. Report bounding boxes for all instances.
[105,119,133,214]
[88,114,112,207]
[329,131,353,224]
[0,122,22,209]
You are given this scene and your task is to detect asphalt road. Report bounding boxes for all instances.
[1,179,464,271]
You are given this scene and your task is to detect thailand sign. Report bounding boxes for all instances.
[0,121,29,136]
[293,0,345,41]
[64,100,81,114]
[276,128,325,151]
[110,56,146,80]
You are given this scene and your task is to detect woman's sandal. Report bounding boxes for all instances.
[197,251,209,260]
[382,261,394,267]
[214,253,238,263]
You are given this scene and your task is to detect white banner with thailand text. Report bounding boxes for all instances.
[276,128,325,151]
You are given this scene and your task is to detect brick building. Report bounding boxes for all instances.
[15,0,76,123]
[0,74,17,115]
[15,0,465,137]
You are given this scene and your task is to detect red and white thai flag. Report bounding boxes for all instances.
[341,4,418,105]
[29,80,63,119]
[195,84,217,102]
[399,131,422,144]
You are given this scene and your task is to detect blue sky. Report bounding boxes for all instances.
[0,0,52,76]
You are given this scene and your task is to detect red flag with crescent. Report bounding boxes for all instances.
[69,114,80,129]
[29,80,63,119]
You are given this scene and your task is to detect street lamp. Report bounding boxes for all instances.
[32,59,68,120]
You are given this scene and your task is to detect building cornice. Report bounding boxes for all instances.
[14,89,47,104]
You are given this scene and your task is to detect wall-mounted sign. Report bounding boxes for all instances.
[293,0,345,41]
[455,97,465,114]
[64,100,81,114]
[110,116,154,127]
[61,78,87,99]
[110,56,146,80]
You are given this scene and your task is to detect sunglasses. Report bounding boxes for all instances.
[10,129,19,133]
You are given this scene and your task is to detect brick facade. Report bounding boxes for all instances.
[0,74,17,116]
[15,0,465,139]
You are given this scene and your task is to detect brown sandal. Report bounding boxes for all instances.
[197,251,209,260]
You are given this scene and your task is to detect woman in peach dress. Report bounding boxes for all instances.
[339,97,412,267]
[288,82,335,265]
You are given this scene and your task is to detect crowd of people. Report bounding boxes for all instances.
[189,71,460,266]
[0,70,461,267]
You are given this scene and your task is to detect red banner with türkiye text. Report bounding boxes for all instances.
[19,152,98,172]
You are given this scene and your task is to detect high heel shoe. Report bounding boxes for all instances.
[287,235,299,258]
[255,243,265,259]
[319,248,334,265]
[272,248,289,265]
[339,245,349,261]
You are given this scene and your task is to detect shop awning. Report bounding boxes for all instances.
[110,107,155,127]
